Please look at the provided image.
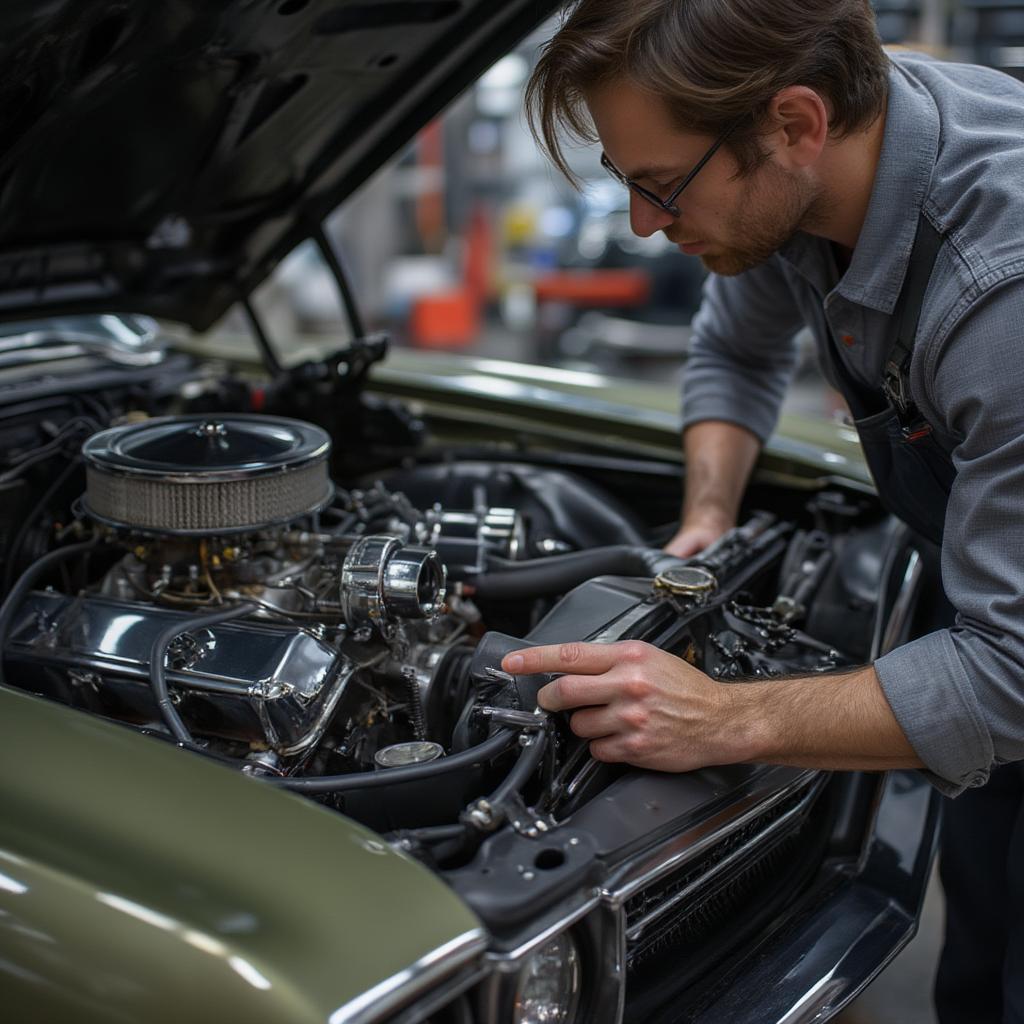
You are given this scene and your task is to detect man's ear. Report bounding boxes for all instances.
[764,86,829,168]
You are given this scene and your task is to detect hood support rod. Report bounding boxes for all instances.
[313,224,367,341]
[242,296,283,378]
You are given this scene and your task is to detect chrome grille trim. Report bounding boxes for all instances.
[327,928,488,1024]
[603,768,823,908]
[623,774,826,943]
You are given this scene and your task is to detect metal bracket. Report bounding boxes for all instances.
[475,705,549,730]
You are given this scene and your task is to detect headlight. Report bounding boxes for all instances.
[512,931,582,1024]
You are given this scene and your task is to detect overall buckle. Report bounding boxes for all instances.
[882,360,911,417]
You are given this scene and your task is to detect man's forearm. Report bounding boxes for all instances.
[682,420,761,528]
[509,641,924,776]
[730,664,923,771]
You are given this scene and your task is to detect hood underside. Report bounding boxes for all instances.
[0,0,558,330]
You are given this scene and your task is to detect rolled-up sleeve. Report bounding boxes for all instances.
[682,260,806,442]
[874,279,1024,795]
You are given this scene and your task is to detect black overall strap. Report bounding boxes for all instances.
[881,215,944,422]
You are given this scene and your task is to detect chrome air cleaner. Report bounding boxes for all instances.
[82,414,332,534]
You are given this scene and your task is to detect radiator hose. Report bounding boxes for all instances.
[469,545,686,601]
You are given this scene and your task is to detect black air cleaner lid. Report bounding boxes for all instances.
[83,414,330,480]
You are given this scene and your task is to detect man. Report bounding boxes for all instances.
[505,2,1024,1021]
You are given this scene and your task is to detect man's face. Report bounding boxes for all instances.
[587,79,824,275]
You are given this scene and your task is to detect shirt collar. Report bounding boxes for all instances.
[779,56,940,313]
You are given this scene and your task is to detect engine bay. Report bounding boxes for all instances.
[0,373,917,881]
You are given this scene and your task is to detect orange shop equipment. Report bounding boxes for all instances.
[409,203,495,350]
[409,288,480,349]
[533,268,651,307]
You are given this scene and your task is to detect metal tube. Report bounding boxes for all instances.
[0,539,100,686]
[148,602,256,745]
[313,224,367,340]
[241,296,283,377]
[270,728,517,794]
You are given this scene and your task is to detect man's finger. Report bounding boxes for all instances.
[588,736,627,765]
[502,641,624,677]
[536,673,623,712]
[567,706,620,740]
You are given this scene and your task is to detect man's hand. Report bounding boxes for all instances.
[663,516,731,558]
[666,420,761,557]
[501,640,759,772]
[501,641,924,775]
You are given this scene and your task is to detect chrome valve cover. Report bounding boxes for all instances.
[5,591,351,755]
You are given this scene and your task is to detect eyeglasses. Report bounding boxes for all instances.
[600,125,735,217]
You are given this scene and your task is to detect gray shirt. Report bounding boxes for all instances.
[681,52,1024,796]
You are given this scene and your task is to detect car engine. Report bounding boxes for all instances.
[0,410,917,865]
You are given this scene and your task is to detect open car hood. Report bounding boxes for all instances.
[0,0,558,330]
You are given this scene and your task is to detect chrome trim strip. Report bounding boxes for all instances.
[603,769,822,907]
[625,775,826,942]
[0,329,166,367]
[610,904,628,1024]
[879,549,923,658]
[328,928,488,1024]
[484,896,603,968]
[385,963,492,1024]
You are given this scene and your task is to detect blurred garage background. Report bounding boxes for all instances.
[227,0,1024,424]
[192,5,1024,1020]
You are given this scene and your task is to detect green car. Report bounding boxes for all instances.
[0,3,937,1023]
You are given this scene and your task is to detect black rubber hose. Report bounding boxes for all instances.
[401,823,468,844]
[271,727,518,794]
[148,602,256,746]
[471,546,686,600]
[0,539,100,686]
[3,457,83,593]
[396,732,547,854]
[486,728,548,808]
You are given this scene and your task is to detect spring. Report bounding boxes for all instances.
[402,666,427,740]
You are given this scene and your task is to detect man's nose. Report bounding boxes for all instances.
[629,192,675,238]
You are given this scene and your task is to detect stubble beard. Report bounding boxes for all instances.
[699,163,830,277]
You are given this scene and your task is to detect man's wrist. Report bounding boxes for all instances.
[710,667,924,772]
[681,505,734,533]
[717,681,774,764]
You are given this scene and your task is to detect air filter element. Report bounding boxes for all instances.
[82,414,332,535]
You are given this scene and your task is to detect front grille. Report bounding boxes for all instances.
[625,779,824,969]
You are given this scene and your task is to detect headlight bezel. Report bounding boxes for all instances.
[511,929,582,1024]
[470,902,625,1024]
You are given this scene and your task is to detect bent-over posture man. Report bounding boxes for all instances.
[507,2,1024,1020]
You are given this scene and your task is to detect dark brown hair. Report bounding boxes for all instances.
[526,0,890,184]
